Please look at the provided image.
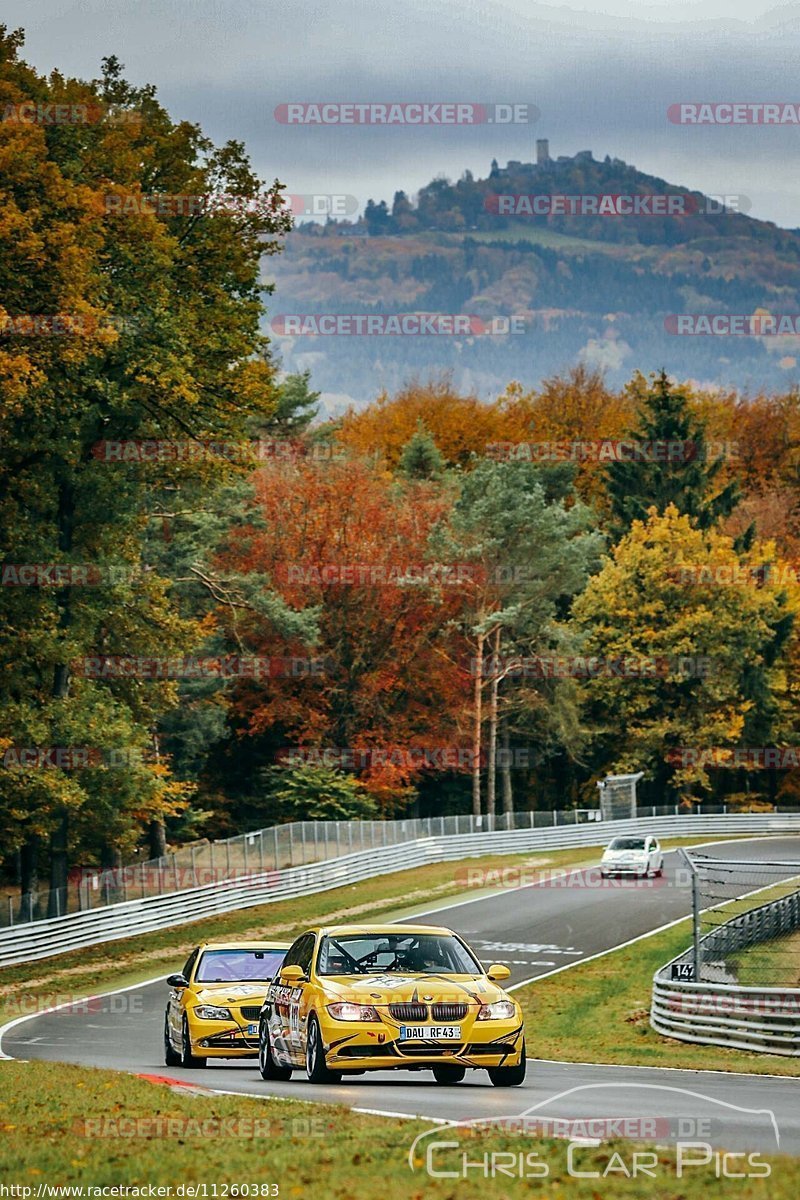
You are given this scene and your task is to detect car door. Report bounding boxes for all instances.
[292,933,318,1064]
[169,947,198,1046]
[269,933,314,1066]
[651,837,663,873]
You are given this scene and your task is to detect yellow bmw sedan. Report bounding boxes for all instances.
[257,924,526,1086]
[164,940,289,1068]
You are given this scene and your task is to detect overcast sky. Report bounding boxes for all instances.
[6,0,800,226]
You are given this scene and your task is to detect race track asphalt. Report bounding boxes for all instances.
[3,836,799,1154]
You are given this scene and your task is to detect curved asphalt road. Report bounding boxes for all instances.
[3,836,800,1154]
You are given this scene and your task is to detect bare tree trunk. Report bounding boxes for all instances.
[48,479,75,918]
[501,715,514,815]
[19,839,40,920]
[148,819,168,860]
[148,729,168,858]
[486,627,501,821]
[471,630,486,817]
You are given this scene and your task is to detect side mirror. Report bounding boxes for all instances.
[486,964,511,982]
[166,973,189,989]
[280,964,306,983]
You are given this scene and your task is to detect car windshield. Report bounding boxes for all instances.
[194,948,286,983]
[608,838,647,850]
[317,933,482,976]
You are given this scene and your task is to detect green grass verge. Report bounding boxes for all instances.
[0,836,735,1012]
[728,926,800,988]
[1,1059,798,1194]
[514,918,800,1077]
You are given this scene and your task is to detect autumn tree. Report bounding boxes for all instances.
[215,456,467,810]
[572,505,799,803]
[435,460,601,815]
[0,28,291,907]
[604,371,742,538]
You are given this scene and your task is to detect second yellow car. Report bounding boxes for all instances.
[164,940,290,1067]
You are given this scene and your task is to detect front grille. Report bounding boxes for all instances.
[431,1003,468,1021]
[240,1006,262,1021]
[389,1003,428,1021]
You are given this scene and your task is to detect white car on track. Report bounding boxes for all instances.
[599,835,664,878]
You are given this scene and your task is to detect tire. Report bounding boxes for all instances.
[305,1014,341,1084]
[164,1012,180,1067]
[656,862,664,877]
[259,1021,292,1081]
[180,1015,207,1069]
[487,1042,527,1087]
[432,1065,466,1085]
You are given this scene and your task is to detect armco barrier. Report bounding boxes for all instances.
[2,812,799,969]
[651,867,800,1055]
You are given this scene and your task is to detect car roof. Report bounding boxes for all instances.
[316,924,455,937]
[197,941,291,951]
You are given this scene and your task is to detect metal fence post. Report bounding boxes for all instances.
[274,826,279,870]
[289,823,295,867]
[681,848,701,982]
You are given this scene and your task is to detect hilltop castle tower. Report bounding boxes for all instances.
[536,138,550,165]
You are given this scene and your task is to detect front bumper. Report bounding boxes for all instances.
[321,1018,525,1071]
[192,1015,261,1057]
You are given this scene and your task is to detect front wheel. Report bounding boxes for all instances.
[164,1012,180,1067]
[432,1065,466,1085]
[259,1022,292,1081]
[180,1015,207,1069]
[487,1042,527,1087]
[305,1015,341,1083]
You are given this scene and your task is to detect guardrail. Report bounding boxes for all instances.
[2,812,799,969]
[651,871,800,1056]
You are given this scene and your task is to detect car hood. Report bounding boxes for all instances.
[602,848,647,859]
[192,983,270,1004]
[318,973,510,1005]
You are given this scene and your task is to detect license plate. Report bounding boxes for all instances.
[246,1023,257,1036]
[399,1025,462,1041]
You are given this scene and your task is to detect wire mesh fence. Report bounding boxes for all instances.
[681,850,800,987]
[0,802,780,930]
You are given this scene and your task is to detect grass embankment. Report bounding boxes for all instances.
[514,915,800,1077]
[1,1058,798,1195]
[728,926,800,988]
[0,836,735,1011]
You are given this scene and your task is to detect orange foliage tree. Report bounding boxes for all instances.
[216,457,472,808]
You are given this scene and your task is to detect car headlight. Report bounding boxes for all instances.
[193,1004,233,1020]
[476,1000,516,1021]
[326,1002,379,1021]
